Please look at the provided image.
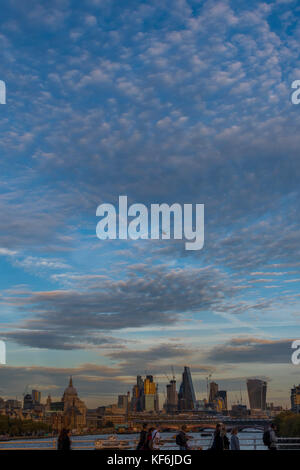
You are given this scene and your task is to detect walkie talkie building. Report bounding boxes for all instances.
[247,379,267,410]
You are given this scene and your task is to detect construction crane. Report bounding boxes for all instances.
[164,372,170,382]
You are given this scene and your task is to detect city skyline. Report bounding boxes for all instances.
[0,367,293,411]
[1,0,300,409]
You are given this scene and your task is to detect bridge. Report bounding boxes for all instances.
[131,417,271,432]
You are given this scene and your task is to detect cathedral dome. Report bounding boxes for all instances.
[63,376,78,397]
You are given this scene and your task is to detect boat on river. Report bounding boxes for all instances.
[94,435,132,450]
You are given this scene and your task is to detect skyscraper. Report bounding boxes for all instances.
[143,375,157,412]
[118,394,129,410]
[131,375,144,412]
[218,390,227,410]
[23,393,33,410]
[178,366,196,410]
[32,389,41,404]
[131,375,159,412]
[291,384,300,413]
[247,379,267,410]
[209,382,219,403]
[165,379,178,414]
[208,381,227,411]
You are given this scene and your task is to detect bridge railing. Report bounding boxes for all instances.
[1,436,299,450]
[184,437,266,450]
[277,437,300,450]
[0,437,267,450]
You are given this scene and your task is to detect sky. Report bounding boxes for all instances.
[0,0,300,409]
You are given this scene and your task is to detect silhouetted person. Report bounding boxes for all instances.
[221,424,230,450]
[176,425,189,450]
[57,428,71,451]
[269,423,277,451]
[144,427,155,450]
[152,425,161,450]
[136,423,148,450]
[230,428,240,450]
[263,423,277,450]
[211,423,223,451]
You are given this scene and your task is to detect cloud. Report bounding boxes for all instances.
[106,343,213,375]
[206,337,295,364]
[2,265,236,349]
[0,248,17,256]
[4,330,122,351]
[14,256,70,271]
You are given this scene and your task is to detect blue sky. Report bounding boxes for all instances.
[0,0,300,407]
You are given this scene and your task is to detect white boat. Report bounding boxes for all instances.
[95,435,132,450]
